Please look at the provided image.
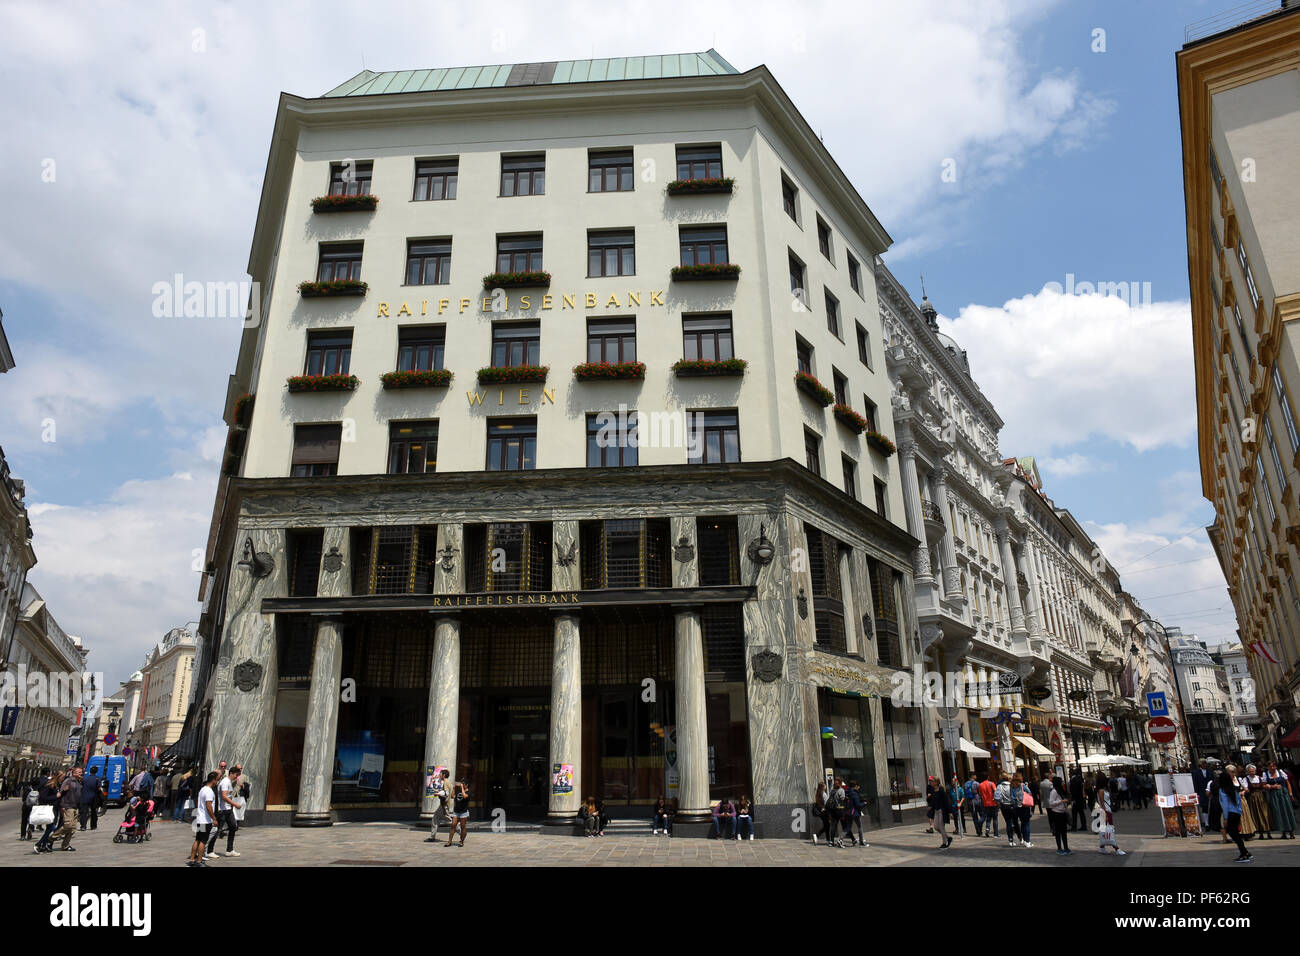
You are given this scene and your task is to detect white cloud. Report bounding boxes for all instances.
[938,288,1193,455]
[1040,453,1115,479]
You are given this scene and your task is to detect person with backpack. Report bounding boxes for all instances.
[978,772,998,838]
[964,773,983,836]
[994,773,1023,847]
[948,774,966,837]
[825,778,847,847]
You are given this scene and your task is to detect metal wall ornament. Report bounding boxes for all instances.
[321,546,343,573]
[236,537,274,578]
[672,536,695,563]
[752,650,783,683]
[232,660,264,693]
[862,614,874,639]
[797,587,809,620]
[438,545,459,573]
[746,524,776,565]
[555,539,577,567]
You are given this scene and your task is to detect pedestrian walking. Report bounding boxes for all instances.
[924,776,939,834]
[1038,772,1053,818]
[1264,762,1296,838]
[1069,768,1087,831]
[51,767,82,852]
[425,768,452,842]
[1243,765,1273,839]
[168,768,185,817]
[847,780,868,847]
[1047,776,1072,855]
[825,778,846,847]
[929,779,952,849]
[445,780,469,847]
[812,781,829,845]
[964,773,983,837]
[31,770,61,853]
[206,766,242,858]
[128,765,155,801]
[995,774,1022,847]
[1014,773,1035,847]
[19,770,42,840]
[1192,759,1211,830]
[187,771,220,867]
[153,768,171,817]
[978,772,999,837]
[78,767,102,831]
[948,775,965,837]
[1219,765,1253,863]
[1096,772,1126,856]
[173,769,194,823]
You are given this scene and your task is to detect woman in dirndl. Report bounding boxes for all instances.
[1244,764,1272,838]
[1265,762,1296,839]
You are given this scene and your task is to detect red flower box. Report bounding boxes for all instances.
[832,403,869,435]
[233,393,255,427]
[671,263,741,281]
[666,177,735,196]
[794,371,834,407]
[865,430,897,457]
[380,369,453,389]
[299,279,368,298]
[311,194,379,212]
[287,373,360,393]
[482,271,552,290]
[477,365,549,385]
[573,361,646,381]
[672,358,748,378]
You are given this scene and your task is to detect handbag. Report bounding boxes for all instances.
[29,805,55,827]
[1099,824,1117,847]
[1021,790,1034,808]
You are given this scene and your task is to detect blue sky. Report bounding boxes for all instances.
[0,0,1243,685]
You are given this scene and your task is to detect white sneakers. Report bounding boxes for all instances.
[1022,841,1034,848]
[224,850,241,857]
[203,853,218,861]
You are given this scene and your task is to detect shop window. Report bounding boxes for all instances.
[579,518,670,589]
[697,517,739,586]
[350,525,439,595]
[806,525,846,654]
[882,699,928,813]
[462,522,552,593]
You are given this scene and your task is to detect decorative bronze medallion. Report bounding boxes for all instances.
[321,546,342,573]
[233,660,263,693]
[752,650,783,683]
[672,536,695,563]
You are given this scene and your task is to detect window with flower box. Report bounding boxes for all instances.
[500,153,545,196]
[683,313,733,362]
[679,226,728,266]
[316,242,363,282]
[413,158,457,201]
[406,239,452,285]
[796,337,814,376]
[397,326,445,372]
[304,331,352,376]
[328,160,372,197]
[832,369,848,407]
[496,234,543,274]
[588,230,635,277]
[676,144,722,181]
[587,318,636,364]
[492,322,540,368]
[589,150,633,192]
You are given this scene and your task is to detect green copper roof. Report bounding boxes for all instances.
[323,50,739,97]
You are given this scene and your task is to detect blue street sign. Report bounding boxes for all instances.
[0,706,18,736]
[1147,692,1168,718]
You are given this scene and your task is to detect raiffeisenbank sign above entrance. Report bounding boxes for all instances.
[374,287,670,319]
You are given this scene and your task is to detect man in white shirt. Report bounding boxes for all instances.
[206,766,243,859]
[187,771,220,868]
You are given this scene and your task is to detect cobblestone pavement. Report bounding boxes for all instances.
[3,798,1295,867]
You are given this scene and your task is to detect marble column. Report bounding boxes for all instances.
[293,616,344,826]
[896,429,933,585]
[673,607,711,823]
[995,521,1028,639]
[204,526,286,812]
[932,466,962,600]
[1019,539,1046,639]
[546,612,581,825]
[421,615,460,818]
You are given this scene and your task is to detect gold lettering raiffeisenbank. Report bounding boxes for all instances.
[377,290,666,318]
[429,592,580,608]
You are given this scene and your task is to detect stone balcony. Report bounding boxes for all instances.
[921,499,946,540]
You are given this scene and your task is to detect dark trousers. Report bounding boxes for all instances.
[207,810,238,853]
[1000,807,1021,842]
[20,803,31,838]
[1070,800,1088,830]
[1049,810,1070,851]
[78,803,98,830]
[1226,812,1249,857]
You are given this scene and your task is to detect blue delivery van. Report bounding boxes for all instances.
[85,755,129,806]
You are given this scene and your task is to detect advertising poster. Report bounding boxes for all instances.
[1161,806,1183,837]
[334,730,385,790]
[552,763,573,795]
[1178,795,1203,835]
[424,765,448,797]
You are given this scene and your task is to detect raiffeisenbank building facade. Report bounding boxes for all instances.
[196,50,932,833]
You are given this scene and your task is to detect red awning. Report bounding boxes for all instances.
[1281,724,1300,749]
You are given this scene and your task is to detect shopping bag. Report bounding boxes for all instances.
[1098,824,1117,848]
[29,805,55,827]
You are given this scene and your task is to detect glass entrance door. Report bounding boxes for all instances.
[487,696,549,815]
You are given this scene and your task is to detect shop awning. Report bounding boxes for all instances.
[1013,735,1055,759]
[1281,723,1300,749]
[959,737,991,758]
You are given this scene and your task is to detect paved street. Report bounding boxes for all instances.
[2,798,1294,867]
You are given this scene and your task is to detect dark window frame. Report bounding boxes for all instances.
[387,420,439,474]
[675,144,723,181]
[588,149,634,192]
[304,330,353,376]
[491,321,541,368]
[587,318,637,364]
[292,423,342,477]
[689,409,741,465]
[496,233,544,274]
[824,288,841,338]
[588,229,636,277]
[397,325,446,372]
[328,160,372,197]
[413,158,458,201]
[679,225,729,267]
[500,153,546,197]
[316,242,363,282]
[486,417,538,471]
[405,238,452,286]
[586,411,640,468]
[683,313,734,362]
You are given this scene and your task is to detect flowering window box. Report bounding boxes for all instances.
[671,263,741,282]
[380,369,453,389]
[287,373,360,393]
[865,430,897,457]
[233,393,255,427]
[672,357,748,378]
[666,177,735,196]
[832,403,869,435]
[794,371,834,407]
[311,194,379,213]
[482,271,552,290]
[299,279,368,298]
[477,365,549,385]
[573,361,646,381]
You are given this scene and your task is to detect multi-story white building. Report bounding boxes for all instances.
[1169,628,1237,759]
[135,626,196,763]
[189,50,933,833]
[1215,640,1256,759]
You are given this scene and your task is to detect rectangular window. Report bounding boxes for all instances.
[1238,241,1260,310]
[683,313,733,362]
[789,252,807,307]
[491,322,541,368]
[874,479,888,518]
[817,217,833,262]
[782,176,798,221]
[328,160,371,197]
[1211,221,1222,260]
[292,424,341,477]
[486,417,537,471]
[848,254,862,294]
[586,412,639,467]
[304,330,352,376]
[856,322,872,368]
[1273,362,1300,453]
[387,420,439,474]
[863,396,878,432]
[1259,473,1277,525]
[824,288,840,337]
[1265,418,1287,493]
[405,239,451,285]
[588,230,635,277]
[676,144,722,181]
[689,410,740,464]
[413,158,457,201]
[397,326,445,372]
[589,150,633,192]
[500,153,545,196]
[496,234,543,274]
[1209,147,1223,187]
[1232,301,1254,362]
[587,318,636,363]
[316,242,363,282]
[796,337,813,376]
[842,456,857,499]
[679,226,728,266]
[805,429,822,476]
[832,369,848,407]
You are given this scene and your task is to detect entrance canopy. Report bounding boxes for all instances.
[959,737,991,758]
[1013,735,1054,759]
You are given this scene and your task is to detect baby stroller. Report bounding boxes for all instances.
[113,796,154,844]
